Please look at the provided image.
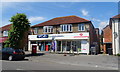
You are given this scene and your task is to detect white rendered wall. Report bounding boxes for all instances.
[112,19,120,55]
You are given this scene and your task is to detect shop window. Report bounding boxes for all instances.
[78,24,85,31]
[34,28,38,34]
[60,24,72,32]
[3,30,8,36]
[43,26,53,33]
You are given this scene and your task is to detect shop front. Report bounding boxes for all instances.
[28,32,90,54]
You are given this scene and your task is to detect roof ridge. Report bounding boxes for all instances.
[53,15,77,19]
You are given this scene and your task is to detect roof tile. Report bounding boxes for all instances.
[0,24,12,31]
[112,14,120,18]
[32,15,90,27]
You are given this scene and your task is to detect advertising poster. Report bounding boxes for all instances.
[81,40,89,53]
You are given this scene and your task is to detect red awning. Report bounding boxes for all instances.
[0,37,8,43]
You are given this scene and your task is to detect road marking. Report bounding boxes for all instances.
[16,68,24,70]
[95,65,98,67]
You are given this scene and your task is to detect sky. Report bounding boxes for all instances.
[1,2,119,31]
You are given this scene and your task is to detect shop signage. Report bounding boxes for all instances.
[49,35,64,38]
[37,35,48,38]
[29,32,89,40]
[74,33,89,38]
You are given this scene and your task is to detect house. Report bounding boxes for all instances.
[0,24,12,49]
[0,24,29,51]
[28,15,99,55]
[95,28,100,53]
[110,14,120,55]
[102,25,112,54]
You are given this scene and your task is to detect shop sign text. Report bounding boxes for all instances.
[37,35,48,38]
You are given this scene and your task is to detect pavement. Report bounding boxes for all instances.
[1,51,119,70]
[24,51,119,70]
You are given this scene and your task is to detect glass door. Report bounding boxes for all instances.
[57,41,61,51]
[66,41,71,51]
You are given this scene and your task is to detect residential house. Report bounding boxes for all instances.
[0,24,12,49]
[95,28,100,53]
[102,25,112,54]
[110,14,120,55]
[28,15,99,55]
[0,24,29,51]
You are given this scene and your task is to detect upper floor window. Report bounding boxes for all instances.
[60,24,72,32]
[3,30,8,36]
[34,28,38,34]
[43,26,53,33]
[78,24,85,31]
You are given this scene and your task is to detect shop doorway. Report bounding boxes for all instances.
[39,41,52,51]
[57,41,61,51]
[106,43,112,55]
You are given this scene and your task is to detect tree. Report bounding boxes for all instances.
[4,13,30,49]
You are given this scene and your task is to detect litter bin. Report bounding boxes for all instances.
[107,48,113,55]
[91,47,96,55]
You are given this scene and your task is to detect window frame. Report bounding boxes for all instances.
[78,24,85,31]
[43,26,53,33]
[3,30,8,36]
[60,24,72,32]
[34,28,38,34]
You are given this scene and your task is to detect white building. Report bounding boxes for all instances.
[110,14,120,55]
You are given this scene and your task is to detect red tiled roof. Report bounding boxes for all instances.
[0,24,12,31]
[112,14,120,18]
[0,37,8,43]
[32,15,90,27]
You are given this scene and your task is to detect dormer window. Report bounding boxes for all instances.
[78,24,85,31]
[43,26,53,33]
[3,30,8,36]
[60,24,72,32]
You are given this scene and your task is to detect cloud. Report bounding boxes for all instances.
[28,16,45,23]
[1,21,11,27]
[81,9,89,16]
[91,18,101,22]
[98,21,109,31]
[1,16,46,27]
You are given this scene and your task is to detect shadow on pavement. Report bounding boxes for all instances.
[14,59,29,61]
[25,53,45,57]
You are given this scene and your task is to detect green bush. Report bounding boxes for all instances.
[117,53,120,56]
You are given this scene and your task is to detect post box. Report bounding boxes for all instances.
[32,45,37,55]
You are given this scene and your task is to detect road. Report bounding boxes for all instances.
[1,53,119,70]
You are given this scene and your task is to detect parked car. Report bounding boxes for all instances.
[0,47,25,61]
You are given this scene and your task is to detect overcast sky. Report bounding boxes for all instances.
[1,1,119,31]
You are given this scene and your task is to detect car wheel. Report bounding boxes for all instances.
[8,55,13,61]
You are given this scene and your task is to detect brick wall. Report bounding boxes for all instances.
[31,23,90,35]
[103,25,112,43]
